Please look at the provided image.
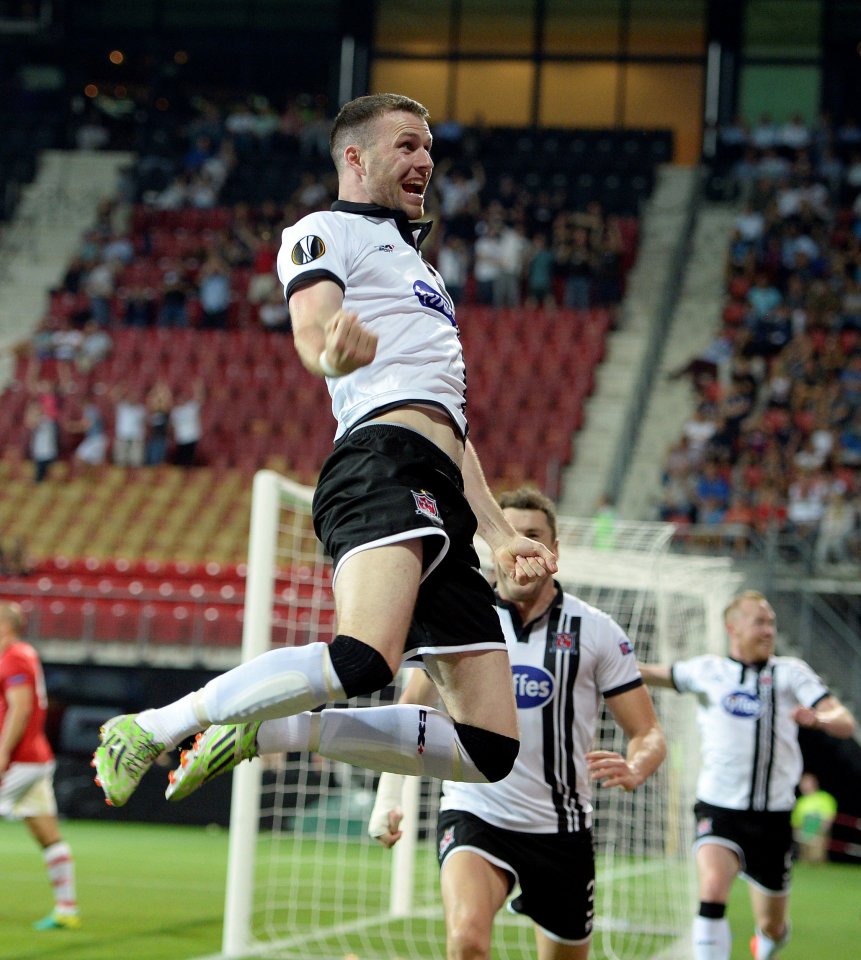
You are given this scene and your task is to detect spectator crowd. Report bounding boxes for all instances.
[660,111,861,570]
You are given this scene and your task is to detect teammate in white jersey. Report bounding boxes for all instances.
[641,591,855,960]
[369,488,667,960]
[92,93,556,810]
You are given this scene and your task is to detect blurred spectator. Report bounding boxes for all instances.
[75,320,113,373]
[145,381,173,466]
[814,489,858,568]
[123,286,156,328]
[170,380,205,467]
[524,232,556,309]
[436,235,470,306]
[257,286,291,333]
[198,253,232,329]
[472,219,504,305]
[75,111,109,150]
[25,400,58,483]
[112,385,147,467]
[555,225,594,309]
[159,270,191,328]
[494,221,529,307]
[71,398,109,474]
[84,258,120,326]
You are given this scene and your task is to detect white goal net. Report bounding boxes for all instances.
[213,470,741,960]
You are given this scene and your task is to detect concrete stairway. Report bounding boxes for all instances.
[0,148,133,369]
[618,199,741,520]
[557,165,699,517]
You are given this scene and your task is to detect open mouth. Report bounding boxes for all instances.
[403,182,425,197]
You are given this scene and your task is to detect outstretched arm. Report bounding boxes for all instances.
[587,685,666,791]
[368,670,441,848]
[638,662,675,689]
[461,440,558,584]
[793,694,856,740]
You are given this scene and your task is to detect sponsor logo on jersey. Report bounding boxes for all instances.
[696,816,713,837]
[511,664,555,708]
[376,244,395,253]
[291,235,326,265]
[417,708,427,754]
[721,690,762,718]
[439,825,456,857]
[413,279,456,326]
[412,490,443,526]
[618,638,634,655]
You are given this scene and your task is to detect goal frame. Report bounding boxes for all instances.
[220,469,740,960]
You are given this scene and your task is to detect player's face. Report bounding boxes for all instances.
[496,507,558,604]
[727,598,776,663]
[360,111,433,218]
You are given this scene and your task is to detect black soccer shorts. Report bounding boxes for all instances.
[312,423,506,659]
[437,809,596,944]
[694,801,793,894]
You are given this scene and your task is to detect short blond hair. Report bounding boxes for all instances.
[723,590,768,625]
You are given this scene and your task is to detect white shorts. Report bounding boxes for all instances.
[0,761,58,819]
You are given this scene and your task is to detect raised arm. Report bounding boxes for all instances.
[792,694,856,740]
[368,669,441,848]
[461,439,557,583]
[587,685,666,791]
[289,279,377,378]
[638,662,676,689]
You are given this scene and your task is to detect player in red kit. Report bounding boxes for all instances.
[0,602,80,930]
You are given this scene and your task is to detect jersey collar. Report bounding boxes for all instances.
[496,580,564,638]
[331,200,434,250]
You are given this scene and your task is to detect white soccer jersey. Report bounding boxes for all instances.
[441,586,643,834]
[671,654,830,812]
[277,202,467,440]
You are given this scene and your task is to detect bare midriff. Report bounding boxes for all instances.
[369,403,464,467]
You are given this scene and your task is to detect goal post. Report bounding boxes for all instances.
[216,470,741,960]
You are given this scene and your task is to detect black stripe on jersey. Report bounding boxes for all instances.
[749,663,776,811]
[542,607,586,833]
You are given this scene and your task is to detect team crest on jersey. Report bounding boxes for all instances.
[696,816,713,837]
[619,638,634,656]
[552,617,580,653]
[439,825,456,857]
[291,235,326,265]
[412,490,443,526]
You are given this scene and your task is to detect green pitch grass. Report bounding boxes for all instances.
[1,819,859,960]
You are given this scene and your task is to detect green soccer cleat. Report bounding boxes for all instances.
[166,722,261,802]
[33,911,81,931]
[91,714,165,807]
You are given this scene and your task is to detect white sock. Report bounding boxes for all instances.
[138,643,345,748]
[754,923,790,959]
[258,704,490,782]
[693,916,731,960]
[43,841,77,914]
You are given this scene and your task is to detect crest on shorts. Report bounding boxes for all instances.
[291,235,325,265]
[413,490,443,526]
[439,825,456,858]
[696,816,713,837]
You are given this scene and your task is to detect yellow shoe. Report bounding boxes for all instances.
[33,911,81,931]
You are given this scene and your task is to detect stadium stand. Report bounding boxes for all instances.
[0,80,675,649]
